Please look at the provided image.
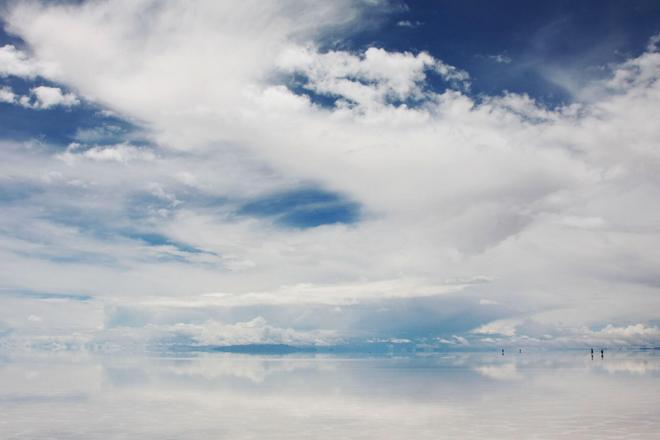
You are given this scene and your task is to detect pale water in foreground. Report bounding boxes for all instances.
[0,350,658,439]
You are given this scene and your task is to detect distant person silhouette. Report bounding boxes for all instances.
[591,348,594,359]
[601,349,604,359]
[502,348,504,356]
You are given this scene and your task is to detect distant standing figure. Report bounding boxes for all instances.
[601,349,604,359]
[591,348,594,359]
[502,348,504,356]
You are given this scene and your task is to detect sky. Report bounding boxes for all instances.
[1,0,660,351]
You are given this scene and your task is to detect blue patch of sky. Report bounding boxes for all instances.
[0,288,92,301]
[35,204,118,238]
[33,183,358,238]
[238,187,360,228]
[123,231,212,255]
[61,181,356,233]
[28,201,212,261]
[0,179,223,263]
[284,73,342,108]
[0,180,42,203]
[13,245,119,266]
[336,0,660,107]
[0,25,25,48]
[42,251,116,265]
[0,77,141,147]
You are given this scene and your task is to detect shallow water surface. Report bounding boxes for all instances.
[0,351,658,439]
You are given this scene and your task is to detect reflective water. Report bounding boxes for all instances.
[0,350,659,439]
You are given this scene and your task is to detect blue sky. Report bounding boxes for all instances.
[348,0,660,104]
[1,0,660,351]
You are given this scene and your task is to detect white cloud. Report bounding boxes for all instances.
[607,41,660,91]
[171,316,340,346]
[591,324,660,343]
[0,85,16,103]
[0,85,81,110]
[472,321,660,348]
[79,315,341,349]
[24,85,79,109]
[57,142,156,163]
[277,45,469,107]
[0,44,46,78]
[396,20,421,28]
[472,319,520,337]
[139,277,476,308]
[572,324,660,347]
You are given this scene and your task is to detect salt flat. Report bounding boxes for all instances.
[0,350,658,439]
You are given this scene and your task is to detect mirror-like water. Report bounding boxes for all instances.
[0,351,658,439]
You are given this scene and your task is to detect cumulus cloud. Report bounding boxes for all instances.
[0,85,15,102]
[589,324,660,345]
[20,85,79,109]
[277,45,469,107]
[0,2,659,349]
[471,319,519,337]
[471,321,660,348]
[170,316,339,346]
[71,314,341,350]
[607,41,660,91]
[0,44,49,78]
[0,85,79,109]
